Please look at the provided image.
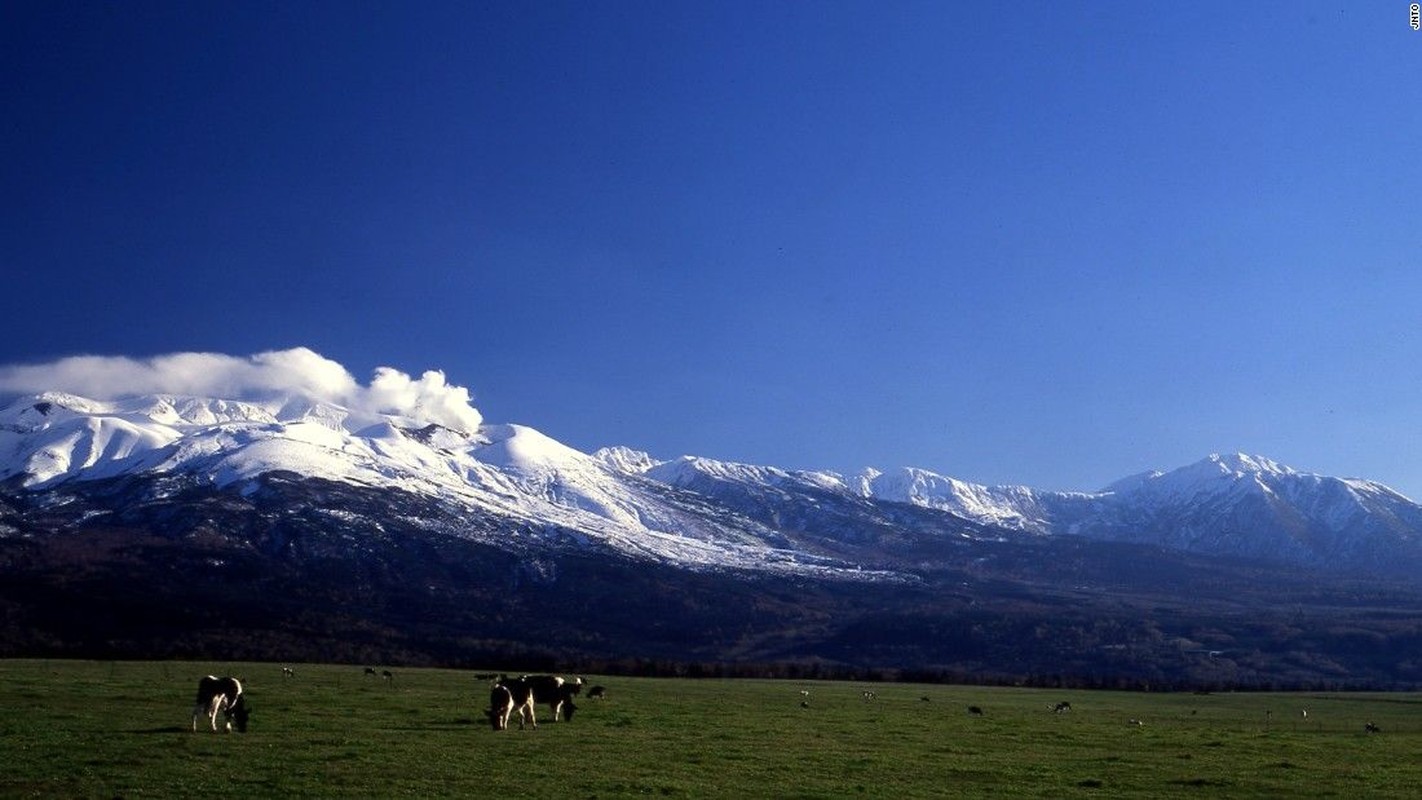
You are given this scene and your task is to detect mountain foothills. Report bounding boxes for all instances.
[4,390,1422,688]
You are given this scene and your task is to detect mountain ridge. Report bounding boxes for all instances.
[4,389,1421,579]
[9,388,1422,685]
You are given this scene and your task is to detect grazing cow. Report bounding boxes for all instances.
[967,705,984,716]
[488,677,538,730]
[799,689,810,697]
[861,691,876,701]
[587,685,607,700]
[191,676,249,733]
[364,667,378,677]
[522,674,579,722]
[1054,701,1072,714]
[382,670,394,683]
[1128,718,1144,726]
[1366,721,1381,733]
[281,667,295,679]
[486,684,516,731]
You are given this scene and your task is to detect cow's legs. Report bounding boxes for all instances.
[201,694,228,731]
[516,702,538,730]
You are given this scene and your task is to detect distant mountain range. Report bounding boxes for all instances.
[4,391,1420,577]
[4,389,1422,686]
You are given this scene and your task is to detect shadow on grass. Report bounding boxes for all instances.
[130,726,192,734]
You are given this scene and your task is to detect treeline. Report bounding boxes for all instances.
[7,515,1422,694]
[449,653,1415,694]
[7,588,1422,693]
[6,623,1418,693]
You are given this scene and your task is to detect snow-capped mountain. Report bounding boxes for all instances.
[4,389,1422,578]
[13,385,1422,686]
[13,349,1422,684]
[851,466,1087,534]
[0,391,900,579]
[592,446,1422,576]
[848,451,1422,572]
[1077,453,1422,569]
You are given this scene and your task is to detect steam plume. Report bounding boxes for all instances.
[0,347,484,432]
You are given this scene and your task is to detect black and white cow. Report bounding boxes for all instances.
[191,675,249,733]
[523,675,581,722]
[486,684,516,731]
[486,677,538,730]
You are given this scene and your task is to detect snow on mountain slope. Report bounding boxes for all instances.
[1104,453,1294,502]
[0,392,898,579]
[468,424,730,537]
[1072,453,1422,567]
[854,466,1074,534]
[616,448,1422,574]
[1103,453,1411,518]
[7,386,1422,577]
[592,446,661,474]
[643,455,847,494]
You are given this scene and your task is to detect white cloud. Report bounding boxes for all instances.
[367,366,483,433]
[0,347,484,431]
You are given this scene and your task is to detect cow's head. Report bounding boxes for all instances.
[562,698,577,722]
[485,706,504,730]
[228,699,250,733]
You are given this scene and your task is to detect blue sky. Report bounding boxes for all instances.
[3,1,1421,495]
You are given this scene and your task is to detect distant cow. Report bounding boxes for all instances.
[1054,701,1072,713]
[587,685,607,700]
[364,667,378,677]
[487,677,538,730]
[281,667,295,679]
[192,676,249,733]
[382,670,394,683]
[523,675,580,722]
[1366,721,1381,733]
[967,705,984,716]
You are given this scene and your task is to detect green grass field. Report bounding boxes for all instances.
[2,660,1420,798]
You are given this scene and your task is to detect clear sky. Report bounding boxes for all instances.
[3,1,1421,495]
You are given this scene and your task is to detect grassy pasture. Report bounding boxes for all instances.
[2,660,1421,798]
